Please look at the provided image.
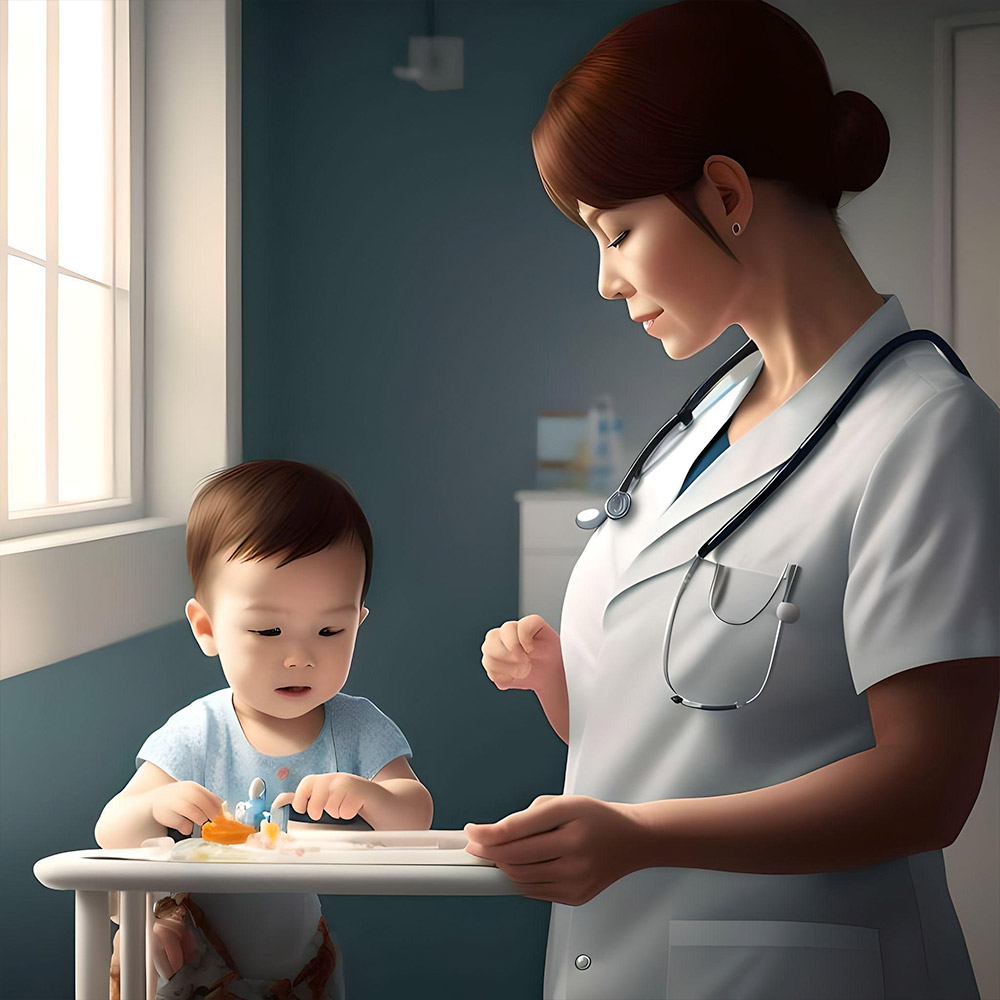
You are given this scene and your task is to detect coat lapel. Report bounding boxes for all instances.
[605,294,911,620]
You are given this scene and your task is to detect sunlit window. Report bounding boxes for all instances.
[2,0,138,539]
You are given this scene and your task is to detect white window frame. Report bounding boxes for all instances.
[0,0,242,679]
[1,0,145,541]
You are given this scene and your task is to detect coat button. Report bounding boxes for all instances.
[574,954,591,971]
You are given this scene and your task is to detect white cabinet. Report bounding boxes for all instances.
[515,490,603,629]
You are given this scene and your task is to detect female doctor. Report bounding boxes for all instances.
[464,3,999,999]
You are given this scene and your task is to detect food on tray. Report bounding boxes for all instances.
[200,807,258,845]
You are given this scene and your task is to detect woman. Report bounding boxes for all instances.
[464,3,999,998]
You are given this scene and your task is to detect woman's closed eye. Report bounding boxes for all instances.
[247,628,345,637]
[607,230,629,249]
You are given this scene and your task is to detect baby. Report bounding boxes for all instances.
[96,459,433,999]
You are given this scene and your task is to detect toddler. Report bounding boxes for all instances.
[96,459,433,999]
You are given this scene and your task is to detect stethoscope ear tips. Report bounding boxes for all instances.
[776,601,800,624]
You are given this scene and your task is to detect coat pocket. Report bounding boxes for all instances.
[665,919,884,1000]
[665,558,796,707]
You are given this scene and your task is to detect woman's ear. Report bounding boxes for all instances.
[359,605,370,626]
[185,598,219,656]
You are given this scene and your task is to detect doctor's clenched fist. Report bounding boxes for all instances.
[482,614,564,692]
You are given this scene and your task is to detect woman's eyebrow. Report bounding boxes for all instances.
[580,207,609,226]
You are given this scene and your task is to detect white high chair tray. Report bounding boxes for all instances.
[87,828,494,866]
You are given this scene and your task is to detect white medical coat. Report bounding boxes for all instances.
[544,295,999,1000]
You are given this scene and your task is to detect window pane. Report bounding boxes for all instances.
[7,0,47,260]
[58,274,113,503]
[7,256,47,511]
[58,0,113,284]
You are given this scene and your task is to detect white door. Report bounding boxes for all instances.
[935,15,1000,1000]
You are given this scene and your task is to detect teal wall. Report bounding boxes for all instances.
[2,1,742,995]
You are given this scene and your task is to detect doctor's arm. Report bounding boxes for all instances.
[482,615,570,744]
[465,656,998,903]
[628,655,999,874]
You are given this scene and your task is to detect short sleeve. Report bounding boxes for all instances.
[844,384,1000,693]
[135,702,208,786]
[329,695,412,780]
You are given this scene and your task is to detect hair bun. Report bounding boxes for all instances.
[832,90,890,193]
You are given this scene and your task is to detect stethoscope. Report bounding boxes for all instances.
[575,329,972,708]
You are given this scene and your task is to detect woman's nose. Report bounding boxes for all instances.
[597,257,632,301]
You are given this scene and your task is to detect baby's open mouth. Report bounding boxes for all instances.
[277,685,311,693]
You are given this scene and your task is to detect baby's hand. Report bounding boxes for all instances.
[272,773,373,822]
[146,780,223,837]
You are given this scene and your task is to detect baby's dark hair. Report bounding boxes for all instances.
[186,459,373,606]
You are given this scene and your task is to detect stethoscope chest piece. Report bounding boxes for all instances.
[605,491,631,518]
[574,489,632,530]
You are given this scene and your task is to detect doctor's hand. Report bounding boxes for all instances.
[271,772,373,821]
[481,614,563,692]
[464,794,643,905]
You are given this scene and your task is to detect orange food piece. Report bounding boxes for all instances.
[201,812,257,845]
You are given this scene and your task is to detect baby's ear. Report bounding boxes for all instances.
[359,605,370,626]
[185,598,218,656]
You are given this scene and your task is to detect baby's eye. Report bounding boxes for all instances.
[248,628,281,637]
[607,231,628,249]
[319,628,345,637]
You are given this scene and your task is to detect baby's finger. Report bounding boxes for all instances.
[194,787,224,818]
[271,792,293,810]
[324,787,348,820]
[162,810,194,836]
[290,775,317,815]
[181,799,218,830]
[336,788,364,820]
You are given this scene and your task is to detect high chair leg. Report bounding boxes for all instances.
[146,894,157,1000]
[75,890,110,1000]
[119,891,145,999]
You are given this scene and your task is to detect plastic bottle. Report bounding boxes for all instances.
[587,394,623,494]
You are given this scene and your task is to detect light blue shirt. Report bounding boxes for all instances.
[135,686,413,981]
[137,686,412,821]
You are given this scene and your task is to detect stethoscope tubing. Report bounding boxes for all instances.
[580,329,970,554]
[591,328,970,710]
[697,330,969,557]
[576,339,759,528]
[661,557,799,710]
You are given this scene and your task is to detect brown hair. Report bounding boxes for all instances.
[186,459,373,607]
[531,0,890,258]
